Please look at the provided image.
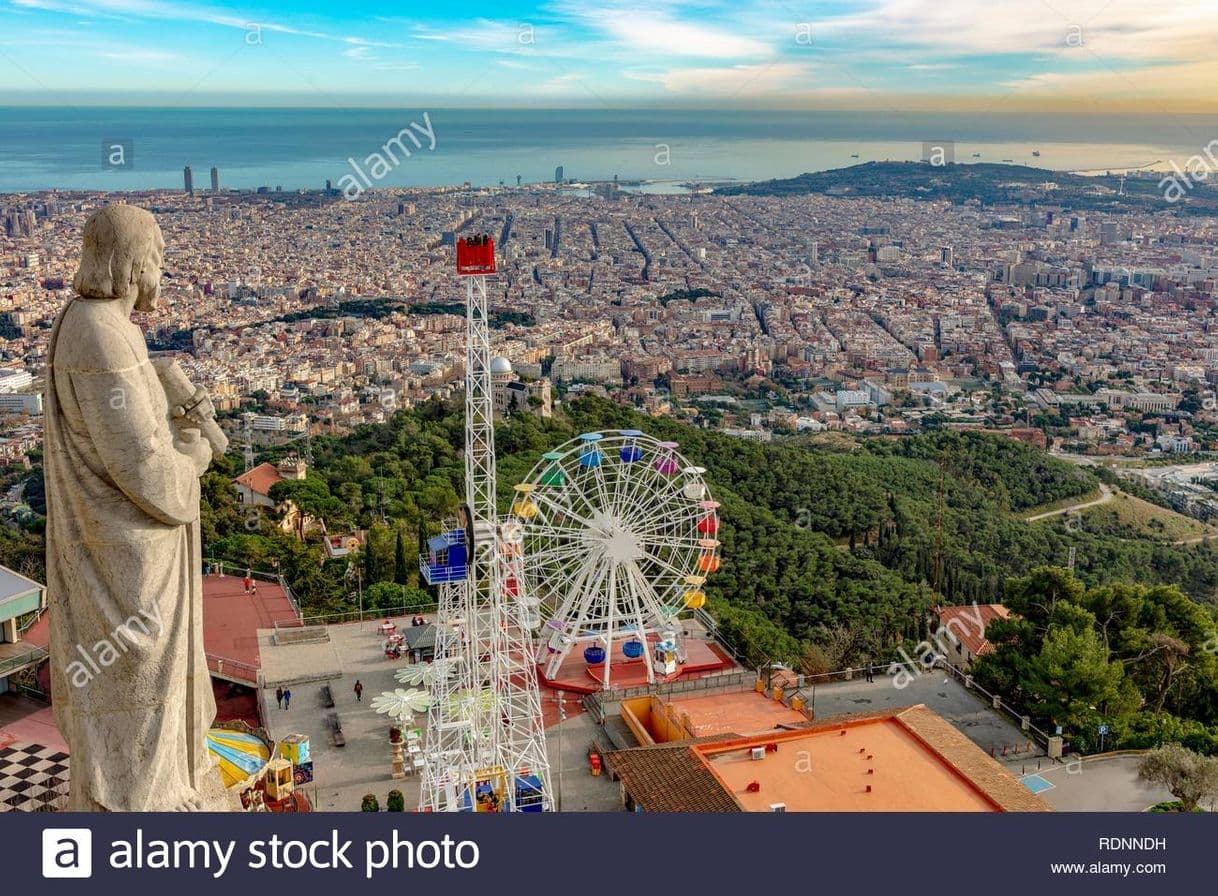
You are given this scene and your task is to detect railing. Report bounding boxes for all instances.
[203,558,281,582]
[0,644,49,679]
[11,681,49,703]
[597,669,748,703]
[17,605,47,636]
[934,660,1053,749]
[206,652,261,687]
[277,575,303,622]
[772,657,1055,754]
[298,602,440,628]
[692,607,766,670]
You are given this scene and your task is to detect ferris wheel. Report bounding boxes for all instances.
[510,429,721,688]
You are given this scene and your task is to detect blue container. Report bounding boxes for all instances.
[584,645,607,664]
[623,639,644,659]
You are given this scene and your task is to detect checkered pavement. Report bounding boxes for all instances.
[0,741,70,812]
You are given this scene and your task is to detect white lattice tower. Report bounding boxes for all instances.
[419,245,551,812]
[495,525,552,803]
[418,575,468,810]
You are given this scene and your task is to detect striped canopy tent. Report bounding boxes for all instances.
[207,726,274,790]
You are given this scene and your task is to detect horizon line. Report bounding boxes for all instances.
[2,92,1218,115]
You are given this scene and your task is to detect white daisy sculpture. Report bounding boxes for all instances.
[370,688,432,722]
[395,659,456,687]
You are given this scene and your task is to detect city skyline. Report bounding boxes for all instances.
[0,1,1216,111]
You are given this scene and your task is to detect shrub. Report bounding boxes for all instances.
[361,793,380,812]
[386,789,405,812]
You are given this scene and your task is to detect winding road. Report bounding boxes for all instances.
[1024,483,1114,521]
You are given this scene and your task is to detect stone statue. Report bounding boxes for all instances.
[44,205,232,810]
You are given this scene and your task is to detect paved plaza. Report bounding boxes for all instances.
[1028,754,1202,812]
[261,616,418,811]
[260,617,619,812]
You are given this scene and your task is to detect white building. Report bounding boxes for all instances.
[551,357,622,384]
[863,379,893,407]
[835,389,872,413]
[0,393,41,415]
[0,369,33,393]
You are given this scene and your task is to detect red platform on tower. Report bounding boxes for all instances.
[456,234,496,275]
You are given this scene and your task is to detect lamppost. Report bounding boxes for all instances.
[556,690,566,812]
[346,560,364,620]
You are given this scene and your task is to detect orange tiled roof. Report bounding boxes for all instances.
[607,735,744,813]
[608,704,1051,813]
[933,603,1011,658]
[894,705,1050,812]
[233,462,284,497]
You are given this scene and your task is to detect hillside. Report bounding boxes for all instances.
[713,160,1215,215]
[1080,492,1218,544]
[7,394,1218,752]
[193,397,1218,654]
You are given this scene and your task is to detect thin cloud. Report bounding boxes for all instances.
[7,0,407,47]
[559,2,773,58]
[98,47,179,63]
[631,62,810,93]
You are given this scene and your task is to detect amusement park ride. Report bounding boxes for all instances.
[416,235,722,812]
[417,235,552,812]
[511,432,720,690]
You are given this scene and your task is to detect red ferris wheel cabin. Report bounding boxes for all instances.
[456,233,497,275]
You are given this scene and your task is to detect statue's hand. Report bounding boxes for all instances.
[175,426,213,475]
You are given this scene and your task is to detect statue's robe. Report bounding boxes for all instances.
[44,297,225,810]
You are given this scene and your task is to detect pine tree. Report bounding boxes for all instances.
[394,529,410,585]
[363,539,377,586]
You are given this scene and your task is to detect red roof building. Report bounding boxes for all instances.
[931,603,1012,668]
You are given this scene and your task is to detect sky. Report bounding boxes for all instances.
[0,0,1215,109]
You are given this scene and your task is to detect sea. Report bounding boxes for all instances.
[1,107,1216,194]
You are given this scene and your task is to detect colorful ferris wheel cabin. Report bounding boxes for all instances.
[655,441,680,475]
[619,429,644,463]
[578,432,604,467]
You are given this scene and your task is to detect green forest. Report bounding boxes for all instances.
[4,394,1218,753]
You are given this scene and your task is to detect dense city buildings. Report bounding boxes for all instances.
[3,180,1218,477]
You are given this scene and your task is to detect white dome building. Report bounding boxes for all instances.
[490,356,513,383]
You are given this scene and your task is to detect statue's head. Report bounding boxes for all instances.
[73,205,165,311]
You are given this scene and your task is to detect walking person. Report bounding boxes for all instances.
[354,680,364,702]
[282,688,291,711]
[243,570,252,594]
[275,686,284,709]
[250,579,258,597]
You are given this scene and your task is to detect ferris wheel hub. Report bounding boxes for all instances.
[601,528,644,563]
